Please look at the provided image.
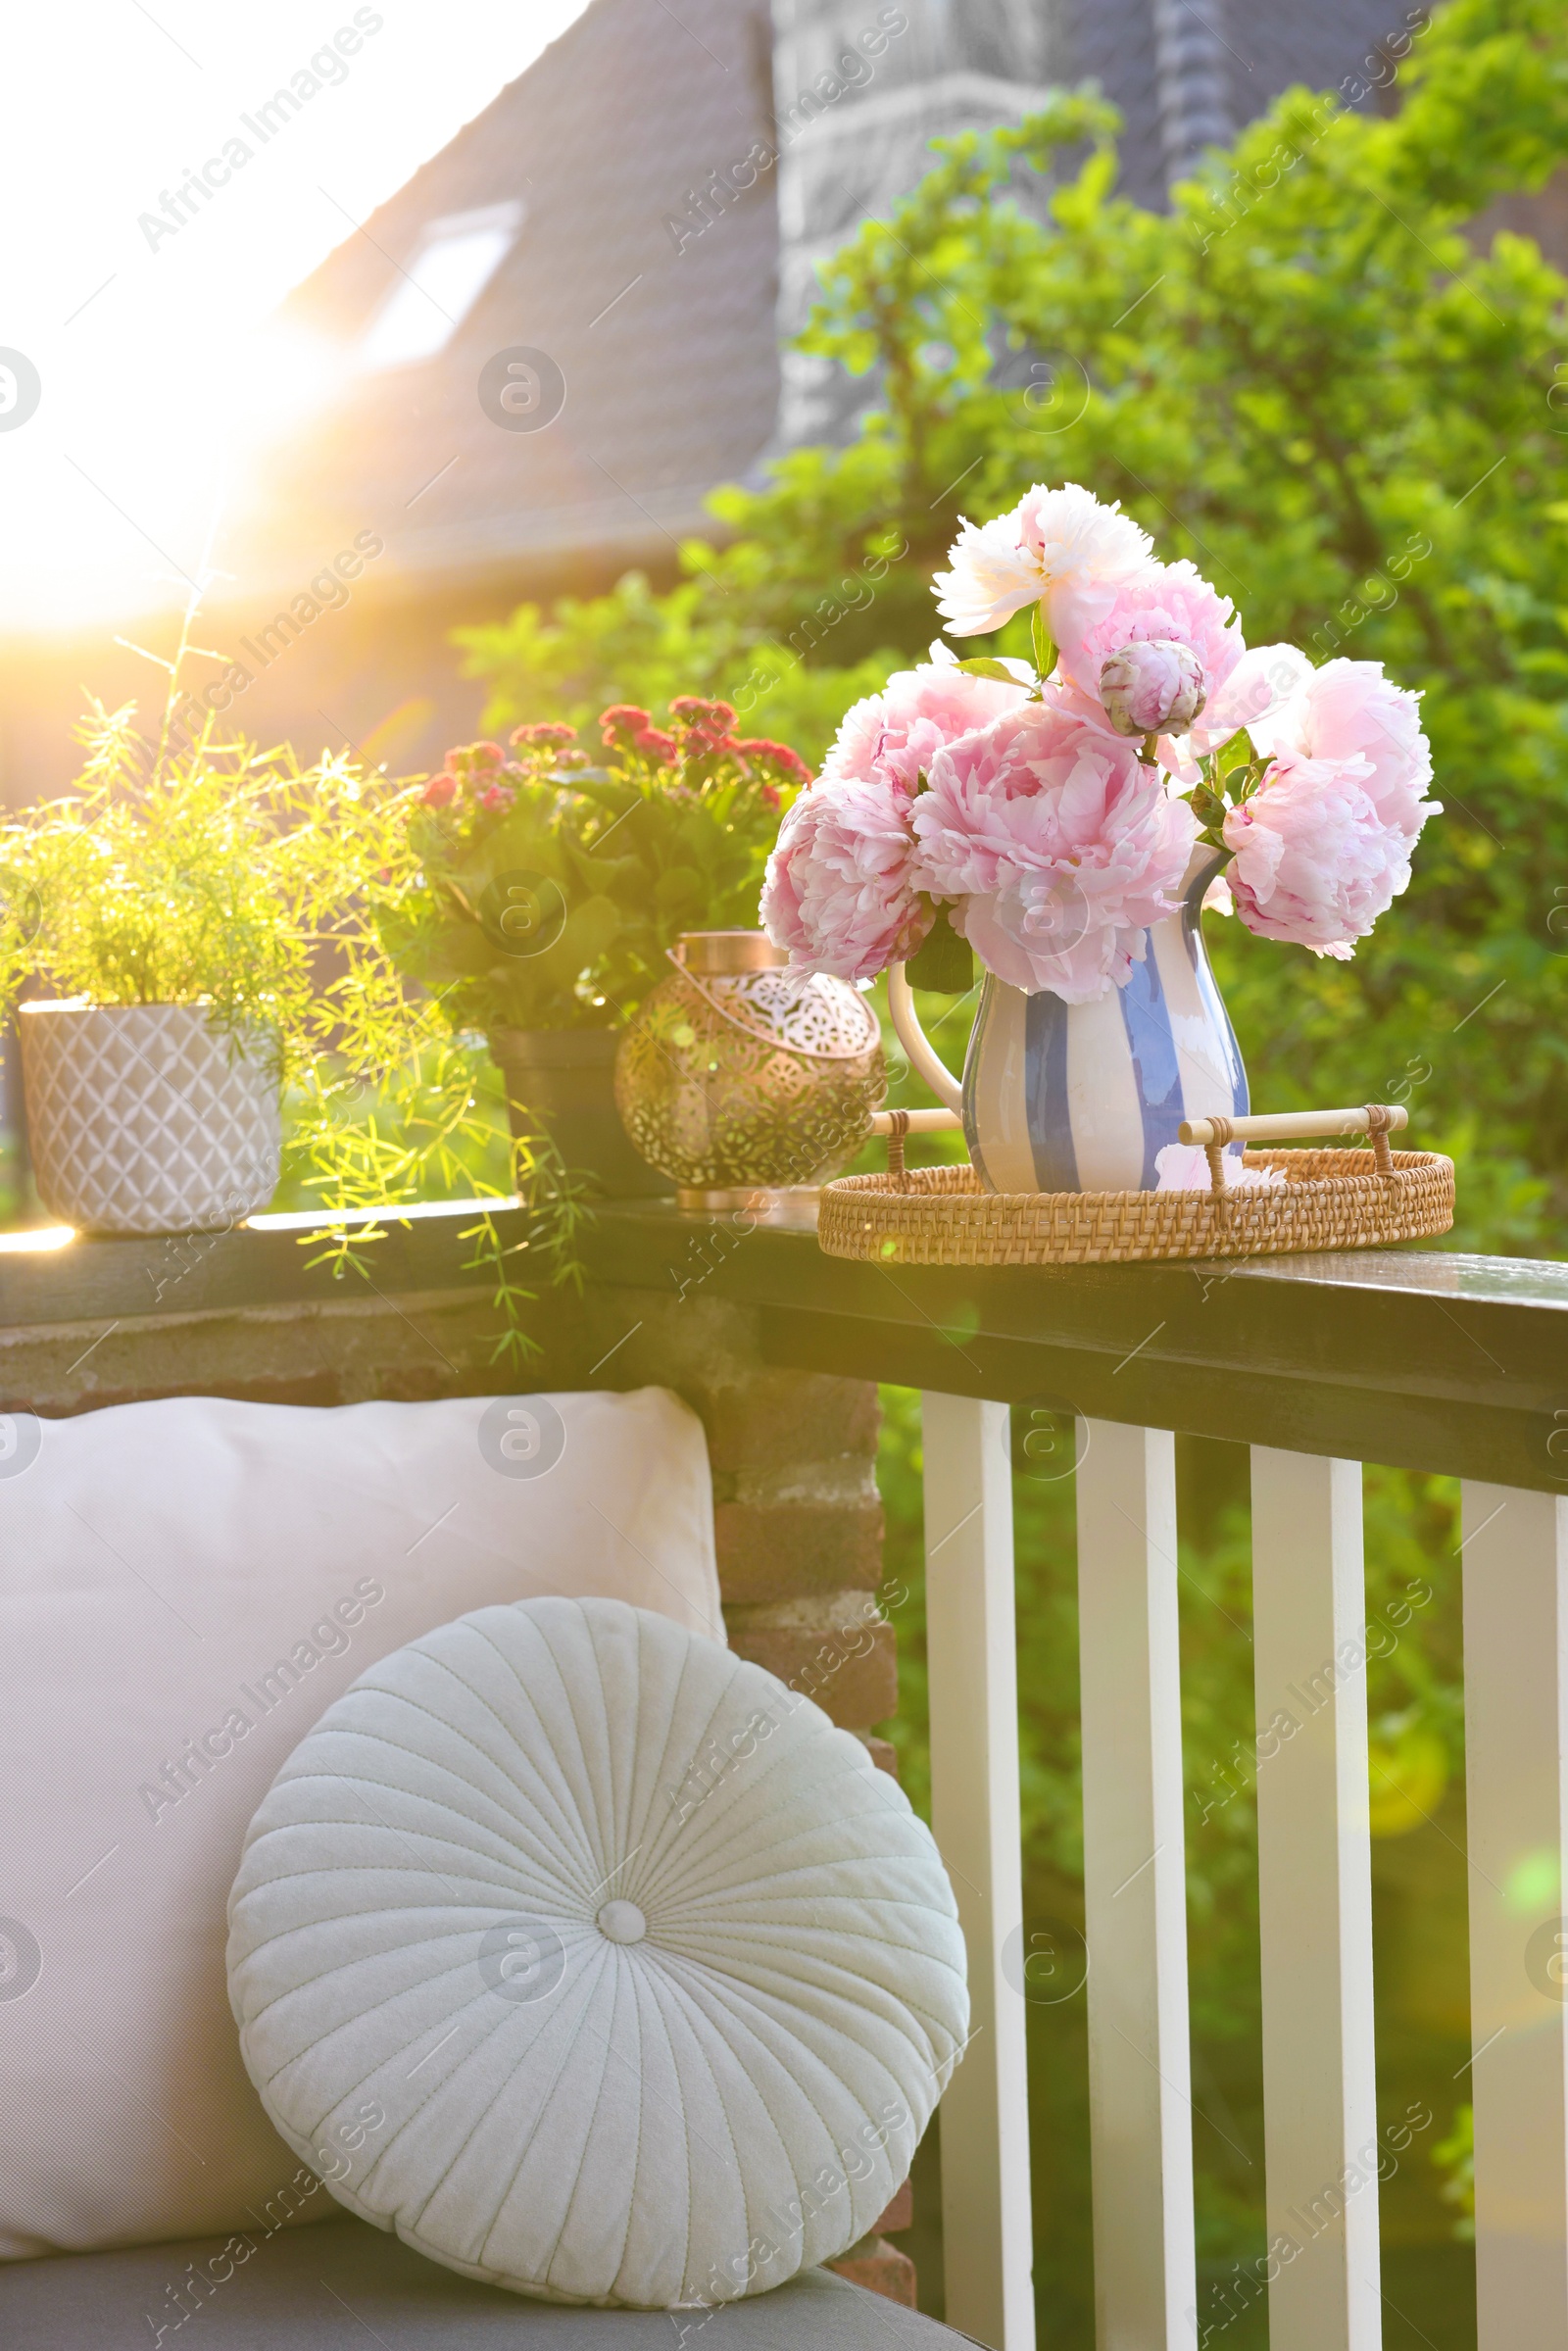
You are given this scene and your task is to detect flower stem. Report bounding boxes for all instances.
[1031,605,1055,688]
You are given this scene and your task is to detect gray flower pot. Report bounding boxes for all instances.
[20,1002,280,1236]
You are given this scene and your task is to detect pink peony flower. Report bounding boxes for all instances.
[1221,754,1412,958]
[1216,655,1437,956]
[932,482,1153,651]
[911,697,1199,1002]
[1100,639,1207,737]
[1065,559,1244,710]
[1270,659,1436,844]
[1186,642,1311,759]
[821,651,1030,802]
[760,771,928,984]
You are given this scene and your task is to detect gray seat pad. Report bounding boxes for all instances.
[0,2212,968,2348]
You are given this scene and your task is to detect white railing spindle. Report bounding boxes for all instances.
[1076,1418,1198,2349]
[1460,1480,1568,2350]
[921,1391,1035,2351]
[1250,1448,1381,2351]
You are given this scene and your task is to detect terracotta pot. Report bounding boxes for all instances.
[488,1025,670,1198]
[20,1001,280,1236]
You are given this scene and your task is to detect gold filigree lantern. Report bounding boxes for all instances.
[613,931,885,1211]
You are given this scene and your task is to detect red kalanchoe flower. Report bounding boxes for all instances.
[421,773,458,807]
[445,741,506,773]
[599,703,652,746]
[477,781,515,811]
[671,697,740,757]
[557,747,591,769]
[670,695,737,728]
[510,720,578,748]
[735,737,813,784]
[633,726,679,760]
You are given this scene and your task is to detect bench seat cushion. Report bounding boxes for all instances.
[0,2211,966,2347]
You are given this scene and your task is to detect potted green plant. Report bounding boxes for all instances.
[0,696,498,1243]
[388,698,809,1193]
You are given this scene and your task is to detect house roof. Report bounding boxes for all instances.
[219,0,782,608]
[220,0,1547,618]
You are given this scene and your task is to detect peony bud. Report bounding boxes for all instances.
[1099,639,1207,737]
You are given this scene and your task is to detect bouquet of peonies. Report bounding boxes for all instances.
[761,483,1438,1004]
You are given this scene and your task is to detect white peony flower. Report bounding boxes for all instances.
[932,481,1154,653]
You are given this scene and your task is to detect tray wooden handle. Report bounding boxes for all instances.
[1180,1103,1408,1189]
[863,1103,1411,1193]
[868,1105,963,1188]
[868,1108,963,1136]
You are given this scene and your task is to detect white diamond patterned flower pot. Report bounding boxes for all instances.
[19,1001,281,1236]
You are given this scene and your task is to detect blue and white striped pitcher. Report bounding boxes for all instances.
[889,849,1249,1195]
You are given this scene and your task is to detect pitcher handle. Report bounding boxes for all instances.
[887,961,963,1113]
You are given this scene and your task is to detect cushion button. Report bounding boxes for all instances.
[596,1899,647,1944]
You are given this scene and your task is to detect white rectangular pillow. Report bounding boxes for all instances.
[0,1388,721,2259]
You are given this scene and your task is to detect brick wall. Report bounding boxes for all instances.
[1,1269,917,2301]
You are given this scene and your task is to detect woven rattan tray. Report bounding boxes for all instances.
[818,1148,1455,1267]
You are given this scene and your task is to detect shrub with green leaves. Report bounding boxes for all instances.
[454,563,905,775]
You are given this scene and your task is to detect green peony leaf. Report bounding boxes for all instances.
[1213,727,1257,779]
[905,902,973,993]
[955,657,1023,683]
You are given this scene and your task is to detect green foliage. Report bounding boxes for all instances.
[387,706,808,1031]
[458,0,1568,1249]
[0,696,432,1102]
[456,567,902,773]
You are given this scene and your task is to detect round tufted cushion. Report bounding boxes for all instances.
[226,1596,967,2308]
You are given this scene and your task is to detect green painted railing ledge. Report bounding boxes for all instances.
[2,1195,1564,1493]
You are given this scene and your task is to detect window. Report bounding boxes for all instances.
[359,201,523,370]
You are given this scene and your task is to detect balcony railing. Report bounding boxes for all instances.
[588,1203,1568,2351]
[5,1196,1566,2351]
